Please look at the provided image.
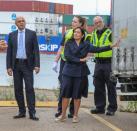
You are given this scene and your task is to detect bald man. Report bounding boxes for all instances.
[6,16,40,121]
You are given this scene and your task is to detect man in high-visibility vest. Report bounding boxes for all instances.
[90,16,117,116]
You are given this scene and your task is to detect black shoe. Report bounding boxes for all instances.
[68,113,73,118]
[29,114,39,121]
[90,109,105,114]
[13,113,26,119]
[55,112,61,118]
[106,111,115,116]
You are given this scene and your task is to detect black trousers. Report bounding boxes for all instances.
[57,59,74,114]
[93,62,117,112]
[13,60,36,115]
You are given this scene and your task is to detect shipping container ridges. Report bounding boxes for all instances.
[0,0,73,14]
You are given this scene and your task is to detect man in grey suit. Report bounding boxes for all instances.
[6,16,40,121]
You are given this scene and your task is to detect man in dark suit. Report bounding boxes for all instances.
[6,16,40,121]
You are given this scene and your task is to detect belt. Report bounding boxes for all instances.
[16,59,27,63]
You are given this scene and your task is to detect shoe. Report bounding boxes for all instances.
[106,111,115,116]
[29,114,39,121]
[55,112,61,118]
[90,109,105,114]
[72,116,79,123]
[55,115,66,122]
[13,113,26,119]
[68,113,73,118]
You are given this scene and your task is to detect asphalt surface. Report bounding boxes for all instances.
[0,107,136,131]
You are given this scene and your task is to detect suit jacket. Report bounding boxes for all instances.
[63,40,112,77]
[6,28,40,70]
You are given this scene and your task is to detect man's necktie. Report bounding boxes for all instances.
[18,31,24,58]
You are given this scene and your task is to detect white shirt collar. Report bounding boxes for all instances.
[18,29,25,33]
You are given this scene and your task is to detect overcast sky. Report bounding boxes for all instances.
[38,0,111,15]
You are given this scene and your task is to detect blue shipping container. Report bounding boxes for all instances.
[49,3,55,13]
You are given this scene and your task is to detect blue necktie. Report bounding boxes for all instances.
[18,31,24,58]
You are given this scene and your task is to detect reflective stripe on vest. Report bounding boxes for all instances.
[92,28,112,58]
[61,29,73,61]
[85,33,92,42]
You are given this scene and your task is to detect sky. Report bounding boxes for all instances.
[38,0,111,15]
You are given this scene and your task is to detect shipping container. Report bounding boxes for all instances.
[55,3,73,14]
[64,5,70,14]
[0,1,72,14]
[55,3,59,14]
[49,14,59,24]
[0,11,60,34]
[60,4,65,14]
[0,11,37,24]
[39,1,49,12]
[49,2,55,13]
[64,4,73,14]
[68,5,73,14]
[0,1,33,12]
[32,1,39,12]
[112,0,137,101]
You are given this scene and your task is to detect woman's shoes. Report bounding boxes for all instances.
[72,116,79,123]
[55,115,79,123]
[55,115,66,122]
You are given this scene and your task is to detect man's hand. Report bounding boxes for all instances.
[52,61,58,73]
[34,67,40,74]
[111,38,121,48]
[7,68,13,76]
[0,40,7,50]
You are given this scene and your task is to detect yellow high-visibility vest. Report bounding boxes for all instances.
[92,28,112,58]
[60,29,73,61]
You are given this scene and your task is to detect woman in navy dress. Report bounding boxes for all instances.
[56,27,119,123]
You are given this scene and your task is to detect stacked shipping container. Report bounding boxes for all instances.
[0,1,73,14]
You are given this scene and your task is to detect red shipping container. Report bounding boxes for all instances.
[55,3,60,14]
[39,1,49,12]
[55,3,69,14]
[0,1,73,14]
[13,1,33,12]
[64,5,70,14]
[39,2,45,12]
[44,2,49,12]
[68,5,73,14]
[0,1,33,12]
[60,4,65,14]
[32,1,40,12]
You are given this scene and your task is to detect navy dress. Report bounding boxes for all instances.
[61,40,112,99]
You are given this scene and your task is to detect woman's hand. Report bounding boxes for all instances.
[80,56,90,62]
